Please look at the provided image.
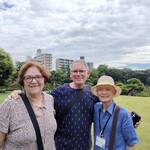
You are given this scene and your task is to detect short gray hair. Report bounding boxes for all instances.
[70,60,89,70]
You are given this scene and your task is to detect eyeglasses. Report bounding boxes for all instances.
[71,70,87,74]
[23,75,44,83]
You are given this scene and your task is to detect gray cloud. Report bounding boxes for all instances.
[0,0,150,69]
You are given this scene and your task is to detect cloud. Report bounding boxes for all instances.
[0,0,150,70]
[0,1,14,10]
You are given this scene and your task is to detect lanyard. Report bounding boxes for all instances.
[99,104,116,137]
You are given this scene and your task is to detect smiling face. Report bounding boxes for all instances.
[23,66,45,96]
[70,61,90,88]
[96,85,116,104]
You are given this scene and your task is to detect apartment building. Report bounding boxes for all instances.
[80,56,93,71]
[56,56,94,71]
[33,49,52,71]
[56,58,73,71]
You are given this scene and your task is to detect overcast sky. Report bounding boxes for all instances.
[0,0,150,70]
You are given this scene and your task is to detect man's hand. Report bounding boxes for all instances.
[8,90,22,100]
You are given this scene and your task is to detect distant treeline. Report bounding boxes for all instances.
[0,46,150,97]
[87,65,150,86]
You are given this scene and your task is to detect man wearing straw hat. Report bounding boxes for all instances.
[92,75,138,150]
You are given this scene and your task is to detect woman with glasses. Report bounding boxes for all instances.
[0,61,57,150]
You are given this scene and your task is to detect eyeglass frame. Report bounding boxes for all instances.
[23,75,44,83]
[71,69,87,74]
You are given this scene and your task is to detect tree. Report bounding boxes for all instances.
[15,61,26,71]
[87,68,99,86]
[0,48,15,88]
[106,68,124,82]
[146,77,150,86]
[97,64,108,76]
[126,78,144,96]
[116,82,128,95]
[49,69,68,89]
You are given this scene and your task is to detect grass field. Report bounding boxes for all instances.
[0,93,150,149]
[0,92,10,102]
[115,96,150,150]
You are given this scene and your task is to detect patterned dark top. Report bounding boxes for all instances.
[51,83,98,150]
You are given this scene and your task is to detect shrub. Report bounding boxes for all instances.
[0,88,6,93]
[138,87,150,97]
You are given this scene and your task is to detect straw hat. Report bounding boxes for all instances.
[92,75,121,97]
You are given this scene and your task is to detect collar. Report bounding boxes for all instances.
[99,101,116,115]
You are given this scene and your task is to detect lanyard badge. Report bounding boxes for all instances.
[96,135,106,149]
[96,104,116,149]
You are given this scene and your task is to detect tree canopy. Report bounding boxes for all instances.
[0,48,14,87]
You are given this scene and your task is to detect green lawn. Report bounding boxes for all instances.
[115,96,150,150]
[0,92,10,102]
[0,93,150,149]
